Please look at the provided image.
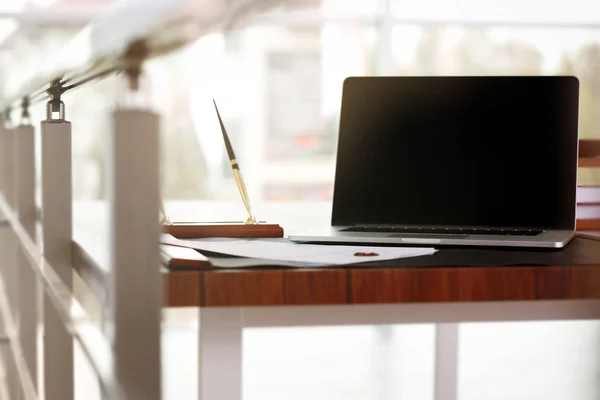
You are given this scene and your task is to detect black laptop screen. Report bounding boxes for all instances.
[331,76,579,230]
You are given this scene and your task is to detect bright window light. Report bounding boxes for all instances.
[31,0,59,8]
[0,0,27,45]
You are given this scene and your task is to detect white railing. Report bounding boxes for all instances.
[0,1,285,399]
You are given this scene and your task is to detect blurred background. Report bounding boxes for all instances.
[0,0,598,204]
[0,1,599,400]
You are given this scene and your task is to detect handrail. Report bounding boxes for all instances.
[72,241,109,309]
[1,0,284,111]
[0,195,127,399]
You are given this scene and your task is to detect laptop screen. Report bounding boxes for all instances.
[331,76,579,230]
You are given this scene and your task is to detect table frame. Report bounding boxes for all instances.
[196,299,600,400]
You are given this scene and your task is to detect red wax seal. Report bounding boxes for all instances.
[354,252,379,257]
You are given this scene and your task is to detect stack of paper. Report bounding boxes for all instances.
[161,234,436,267]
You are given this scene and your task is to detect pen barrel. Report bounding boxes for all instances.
[233,168,255,223]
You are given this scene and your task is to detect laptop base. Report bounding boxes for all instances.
[288,227,575,249]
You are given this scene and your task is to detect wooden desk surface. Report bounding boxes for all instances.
[164,260,600,308]
[162,229,600,308]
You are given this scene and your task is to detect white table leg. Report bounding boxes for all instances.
[434,323,459,400]
[199,308,243,400]
[373,325,397,400]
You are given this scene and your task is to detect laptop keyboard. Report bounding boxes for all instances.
[342,226,542,236]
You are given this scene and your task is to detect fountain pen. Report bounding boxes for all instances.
[213,99,258,225]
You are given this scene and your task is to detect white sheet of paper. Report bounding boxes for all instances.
[162,235,436,266]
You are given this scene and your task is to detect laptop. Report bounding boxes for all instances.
[288,76,580,248]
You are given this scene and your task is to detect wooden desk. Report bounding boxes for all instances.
[164,233,600,308]
[158,237,600,400]
[164,262,600,308]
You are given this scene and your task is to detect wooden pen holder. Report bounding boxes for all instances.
[162,222,284,239]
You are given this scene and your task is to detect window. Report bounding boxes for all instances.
[148,0,600,201]
[1,0,599,200]
[152,13,378,201]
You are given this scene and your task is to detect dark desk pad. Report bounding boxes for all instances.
[356,236,600,268]
[168,235,600,271]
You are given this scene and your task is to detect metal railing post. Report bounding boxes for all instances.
[4,120,18,322]
[0,112,12,208]
[3,111,16,210]
[15,96,38,395]
[15,99,36,236]
[41,87,74,400]
[107,44,162,399]
[0,112,21,399]
[0,118,5,197]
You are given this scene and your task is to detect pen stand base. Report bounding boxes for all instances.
[163,222,284,239]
